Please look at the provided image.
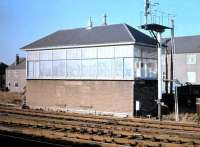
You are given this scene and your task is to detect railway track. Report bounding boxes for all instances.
[0,105,200,146]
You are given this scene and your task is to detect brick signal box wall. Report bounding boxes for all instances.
[26,80,157,117]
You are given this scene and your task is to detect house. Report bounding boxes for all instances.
[0,62,8,90]
[21,23,158,117]
[6,55,26,92]
[164,35,200,86]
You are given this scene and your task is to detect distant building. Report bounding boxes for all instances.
[0,62,8,90]
[6,55,26,92]
[21,23,158,117]
[164,35,200,86]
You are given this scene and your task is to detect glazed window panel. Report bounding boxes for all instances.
[34,61,40,78]
[40,50,52,60]
[114,58,123,79]
[124,58,134,79]
[98,46,114,58]
[67,48,81,59]
[97,59,114,78]
[27,51,39,61]
[115,45,133,58]
[148,59,157,79]
[40,61,52,78]
[66,60,81,77]
[134,47,142,58]
[82,48,97,59]
[28,61,34,78]
[142,48,157,58]
[134,58,142,78]
[52,60,66,77]
[53,49,66,60]
[187,72,196,83]
[186,54,196,64]
[82,59,97,78]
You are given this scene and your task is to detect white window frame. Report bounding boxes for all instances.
[187,72,196,83]
[186,54,196,65]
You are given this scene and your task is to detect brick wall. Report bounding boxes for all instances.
[26,80,134,116]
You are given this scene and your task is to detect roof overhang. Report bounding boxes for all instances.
[21,41,156,51]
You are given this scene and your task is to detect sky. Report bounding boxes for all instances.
[0,0,200,64]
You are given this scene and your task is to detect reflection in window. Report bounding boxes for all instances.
[134,58,141,78]
[53,60,66,77]
[98,59,113,78]
[98,47,114,58]
[28,61,34,78]
[34,61,40,78]
[27,45,157,80]
[40,61,52,78]
[82,59,97,78]
[124,58,134,79]
[82,48,97,59]
[134,48,141,58]
[67,60,81,77]
[67,49,81,59]
[28,51,39,61]
[53,49,66,60]
[40,50,52,60]
[28,61,39,78]
[114,58,123,79]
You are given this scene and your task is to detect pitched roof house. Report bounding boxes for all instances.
[164,35,200,85]
[6,55,26,92]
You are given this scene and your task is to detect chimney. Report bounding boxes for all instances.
[87,16,93,29]
[102,13,107,26]
[16,54,20,65]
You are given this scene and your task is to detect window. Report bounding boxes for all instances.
[53,49,66,60]
[142,47,157,58]
[113,58,123,79]
[115,45,133,58]
[124,58,134,79]
[26,45,157,80]
[40,50,52,60]
[28,61,34,78]
[27,51,39,61]
[67,49,81,59]
[134,48,141,58]
[97,59,114,78]
[134,58,141,78]
[82,48,97,59]
[98,46,114,58]
[186,54,196,64]
[187,72,196,83]
[82,59,97,78]
[28,61,39,78]
[14,82,18,87]
[53,60,66,77]
[67,60,81,78]
[40,61,52,78]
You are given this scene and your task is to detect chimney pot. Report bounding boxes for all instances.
[102,13,107,26]
[16,54,20,65]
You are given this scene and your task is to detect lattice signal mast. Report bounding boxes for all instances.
[141,0,176,120]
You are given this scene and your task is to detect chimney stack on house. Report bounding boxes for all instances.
[102,13,107,26]
[16,54,20,65]
[87,16,93,29]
